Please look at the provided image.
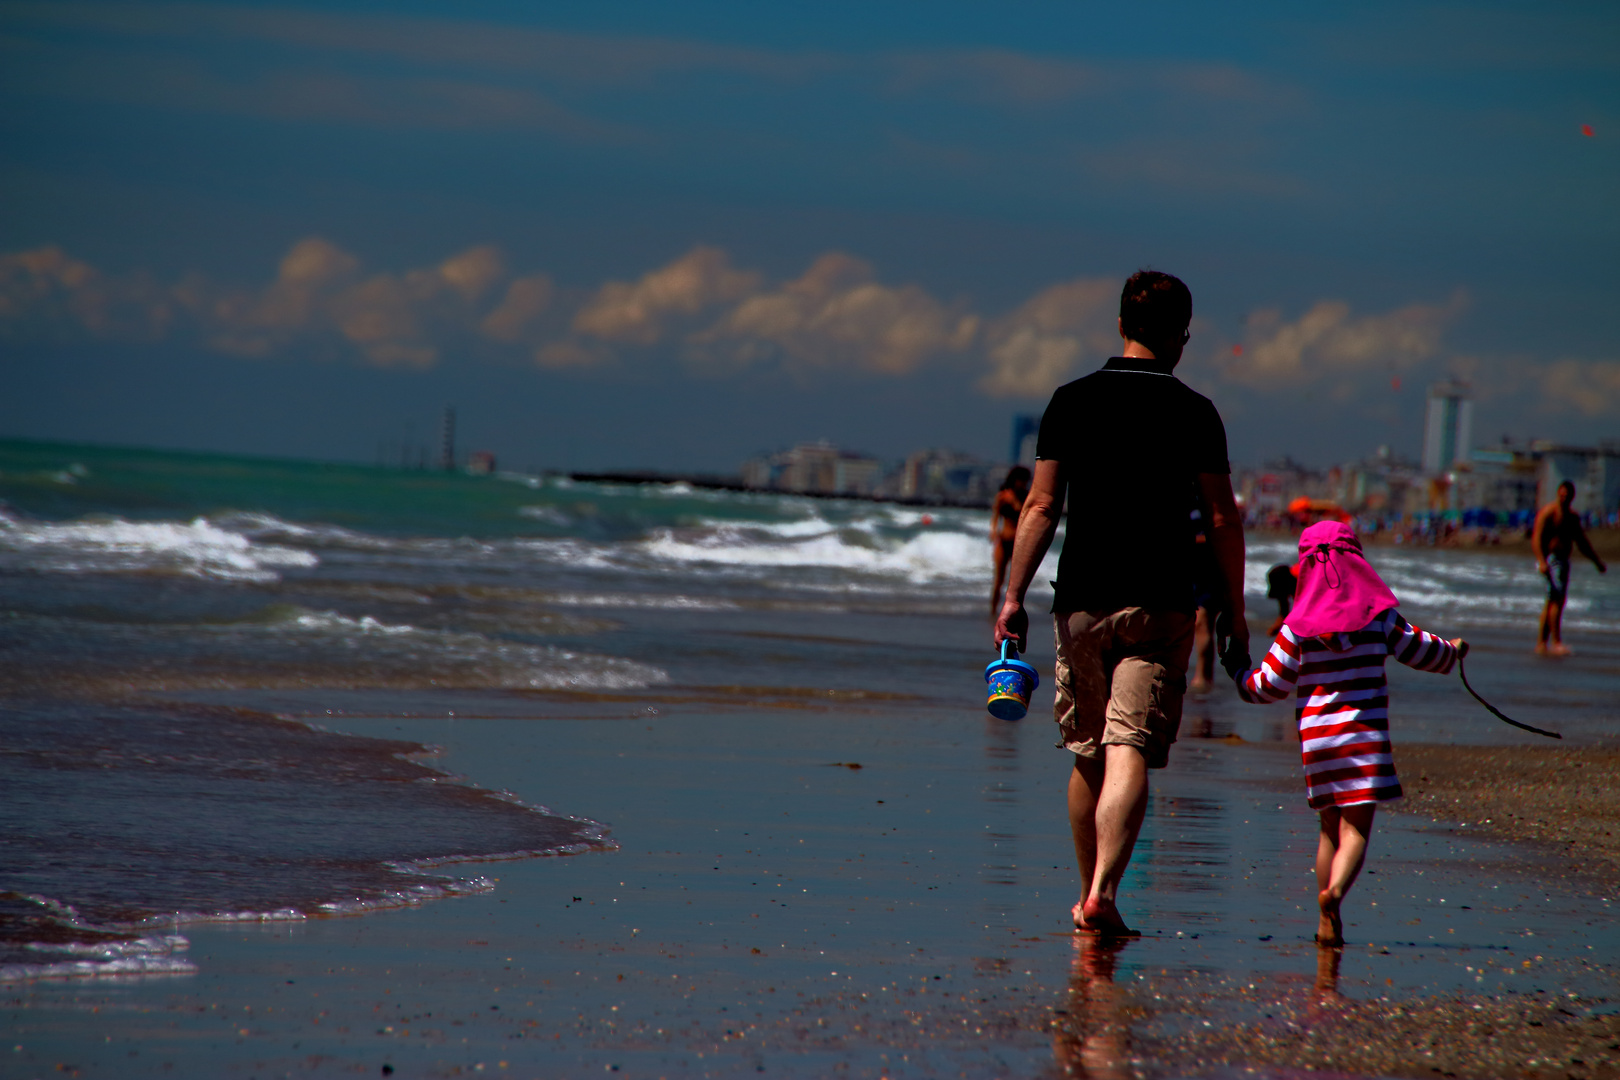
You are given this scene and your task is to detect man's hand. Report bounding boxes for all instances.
[1215,610,1252,681]
[1537,559,1548,575]
[995,600,1029,652]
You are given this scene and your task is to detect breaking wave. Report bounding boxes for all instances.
[0,511,317,582]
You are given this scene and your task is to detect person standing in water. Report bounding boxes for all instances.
[995,270,1248,937]
[1533,480,1607,656]
[990,466,1032,617]
[1233,521,1466,947]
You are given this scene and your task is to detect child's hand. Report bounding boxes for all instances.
[1450,637,1469,659]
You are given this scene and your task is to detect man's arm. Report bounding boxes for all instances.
[1532,505,1553,573]
[1197,472,1249,652]
[1574,521,1608,573]
[993,459,1066,650]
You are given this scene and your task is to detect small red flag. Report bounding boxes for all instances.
[1582,124,1595,137]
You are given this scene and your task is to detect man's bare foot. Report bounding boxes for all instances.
[1315,888,1344,947]
[1080,897,1141,938]
[1188,677,1211,698]
[1072,899,1089,931]
[1534,643,1548,656]
[1550,642,1573,657]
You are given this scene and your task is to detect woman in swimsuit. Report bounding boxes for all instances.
[990,466,1032,617]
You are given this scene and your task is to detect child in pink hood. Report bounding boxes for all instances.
[1234,521,1468,946]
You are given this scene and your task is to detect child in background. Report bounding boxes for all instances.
[1233,521,1467,946]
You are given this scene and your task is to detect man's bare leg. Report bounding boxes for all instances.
[1080,744,1148,936]
[1315,803,1374,946]
[1067,755,1103,929]
[1549,599,1571,655]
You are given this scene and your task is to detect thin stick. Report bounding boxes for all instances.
[1458,655,1561,740]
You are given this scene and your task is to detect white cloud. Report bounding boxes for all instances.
[1219,292,1467,388]
[978,278,1118,397]
[1537,359,1620,417]
[480,275,555,343]
[0,245,178,341]
[571,246,760,347]
[690,252,977,377]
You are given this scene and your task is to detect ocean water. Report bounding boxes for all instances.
[2,438,1617,1002]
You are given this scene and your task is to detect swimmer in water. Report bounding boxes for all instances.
[990,466,1032,617]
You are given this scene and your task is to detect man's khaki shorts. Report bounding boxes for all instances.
[1053,608,1195,770]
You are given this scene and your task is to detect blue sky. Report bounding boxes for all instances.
[1,1,1616,470]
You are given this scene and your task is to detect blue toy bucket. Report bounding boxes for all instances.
[984,640,1039,721]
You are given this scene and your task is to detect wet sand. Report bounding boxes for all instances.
[1395,744,1620,889]
[5,603,1619,1078]
[8,674,1619,1077]
[1120,967,1620,1079]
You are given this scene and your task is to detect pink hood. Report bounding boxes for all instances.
[1283,521,1399,637]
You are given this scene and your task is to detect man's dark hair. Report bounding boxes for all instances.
[1558,479,1576,497]
[1119,270,1192,353]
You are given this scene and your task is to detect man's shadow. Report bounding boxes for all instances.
[1051,933,1135,1079]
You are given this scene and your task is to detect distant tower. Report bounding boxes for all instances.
[440,406,456,471]
[1010,414,1041,467]
[1421,382,1472,475]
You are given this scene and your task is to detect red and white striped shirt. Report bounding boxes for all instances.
[1238,608,1458,810]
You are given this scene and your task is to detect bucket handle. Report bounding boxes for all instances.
[1000,639,1018,663]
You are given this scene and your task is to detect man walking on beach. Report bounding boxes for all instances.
[994,270,1247,936]
[1533,479,1607,656]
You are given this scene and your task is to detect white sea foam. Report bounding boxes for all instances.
[0,513,317,582]
[0,934,196,983]
[638,526,989,583]
[288,610,417,636]
[518,505,573,526]
[243,606,672,690]
[544,592,741,611]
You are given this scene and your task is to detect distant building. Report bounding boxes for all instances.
[466,450,497,476]
[898,449,1000,502]
[1421,382,1472,475]
[1535,443,1620,517]
[1451,446,1538,520]
[1010,414,1041,467]
[740,441,885,496]
[440,405,457,472]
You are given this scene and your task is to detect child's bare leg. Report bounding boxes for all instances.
[1314,808,1341,944]
[1317,803,1375,945]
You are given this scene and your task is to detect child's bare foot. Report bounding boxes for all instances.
[1315,888,1344,946]
[1072,899,1089,931]
[1550,642,1573,657]
[1080,897,1141,938]
[1534,643,1548,656]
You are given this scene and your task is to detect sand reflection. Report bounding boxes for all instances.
[1051,933,1135,1079]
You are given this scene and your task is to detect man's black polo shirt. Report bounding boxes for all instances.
[1035,357,1230,614]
